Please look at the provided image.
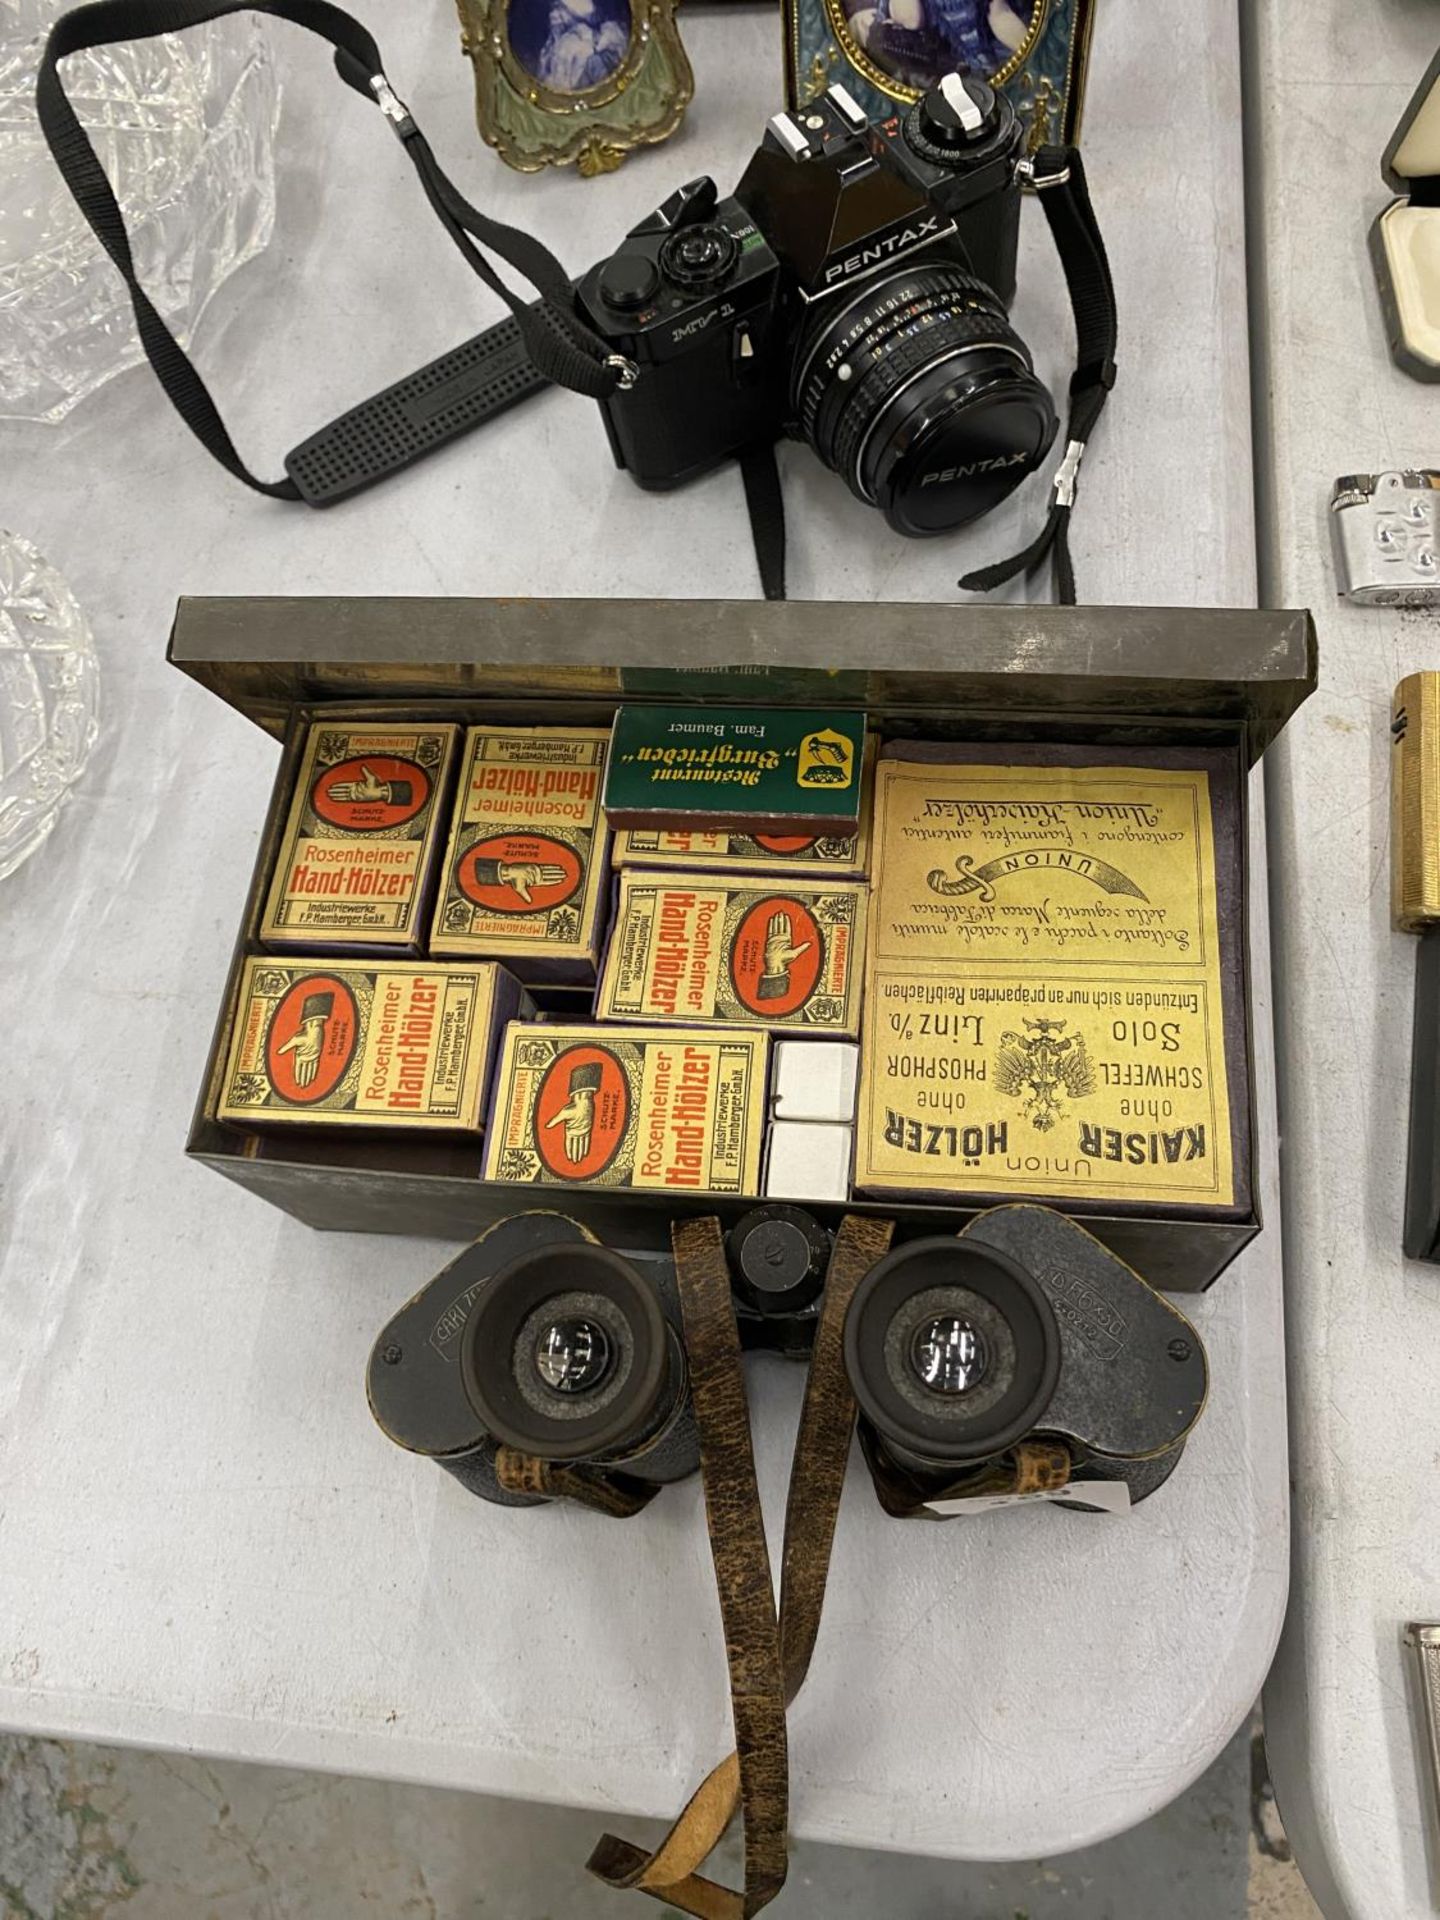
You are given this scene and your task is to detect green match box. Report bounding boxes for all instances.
[603,706,867,834]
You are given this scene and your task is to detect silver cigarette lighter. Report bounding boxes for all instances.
[1405,1622,1440,1889]
[1331,471,1440,605]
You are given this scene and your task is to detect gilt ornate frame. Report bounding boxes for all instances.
[454,0,694,177]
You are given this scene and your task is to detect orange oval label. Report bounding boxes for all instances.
[264,973,359,1105]
[752,832,818,856]
[311,755,430,832]
[534,1044,630,1181]
[729,896,824,1018]
[456,833,582,916]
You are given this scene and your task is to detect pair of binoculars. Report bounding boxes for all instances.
[367,1205,1208,1514]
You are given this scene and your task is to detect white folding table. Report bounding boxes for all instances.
[0,0,1284,1862]
[1252,6,1440,1915]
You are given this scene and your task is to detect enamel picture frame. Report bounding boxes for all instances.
[783,0,1095,154]
[455,0,694,177]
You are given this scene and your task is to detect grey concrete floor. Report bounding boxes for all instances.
[0,1722,1322,1920]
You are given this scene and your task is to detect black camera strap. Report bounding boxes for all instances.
[36,0,625,501]
[957,145,1118,605]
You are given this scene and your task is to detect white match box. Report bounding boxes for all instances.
[764,1120,853,1204]
[771,1039,860,1126]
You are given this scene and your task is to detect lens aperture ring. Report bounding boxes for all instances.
[801,291,1004,456]
[795,263,1025,489]
[793,262,1004,440]
[832,311,1027,497]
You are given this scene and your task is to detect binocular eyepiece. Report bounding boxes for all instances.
[461,1241,684,1467]
[369,1204,1207,1516]
[844,1208,1208,1510]
[368,1213,701,1509]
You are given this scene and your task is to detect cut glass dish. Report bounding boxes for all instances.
[0,0,280,421]
[0,530,100,881]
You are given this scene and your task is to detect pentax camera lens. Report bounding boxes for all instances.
[791,262,1056,537]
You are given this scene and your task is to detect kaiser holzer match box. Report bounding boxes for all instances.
[855,745,1249,1218]
[603,706,867,835]
[260,721,458,953]
[217,958,529,1134]
[483,1023,769,1195]
[430,726,610,982]
[611,738,876,877]
[595,871,867,1037]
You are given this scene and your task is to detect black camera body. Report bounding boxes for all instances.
[576,74,1055,538]
[44,4,1115,577]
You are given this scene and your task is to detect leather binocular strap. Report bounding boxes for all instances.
[493,1448,660,1519]
[493,1375,697,1519]
[776,1215,893,1699]
[858,1431,1072,1519]
[589,1215,786,1917]
[588,1214,894,1916]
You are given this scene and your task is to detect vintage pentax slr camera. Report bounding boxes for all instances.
[576,73,1057,537]
[43,7,1112,594]
[843,1207,1209,1512]
[368,1206,834,1511]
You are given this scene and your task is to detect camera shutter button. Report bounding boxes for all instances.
[600,253,661,312]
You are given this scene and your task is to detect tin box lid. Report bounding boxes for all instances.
[1384,45,1440,202]
[166,597,1317,768]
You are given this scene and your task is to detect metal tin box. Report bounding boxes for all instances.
[174,596,1316,1292]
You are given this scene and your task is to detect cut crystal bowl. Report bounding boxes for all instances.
[0,530,100,881]
[0,0,280,421]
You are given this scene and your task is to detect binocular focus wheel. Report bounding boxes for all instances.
[460,1243,671,1463]
[843,1237,1061,1466]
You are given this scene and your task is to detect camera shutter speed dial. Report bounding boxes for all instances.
[660,223,740,292]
